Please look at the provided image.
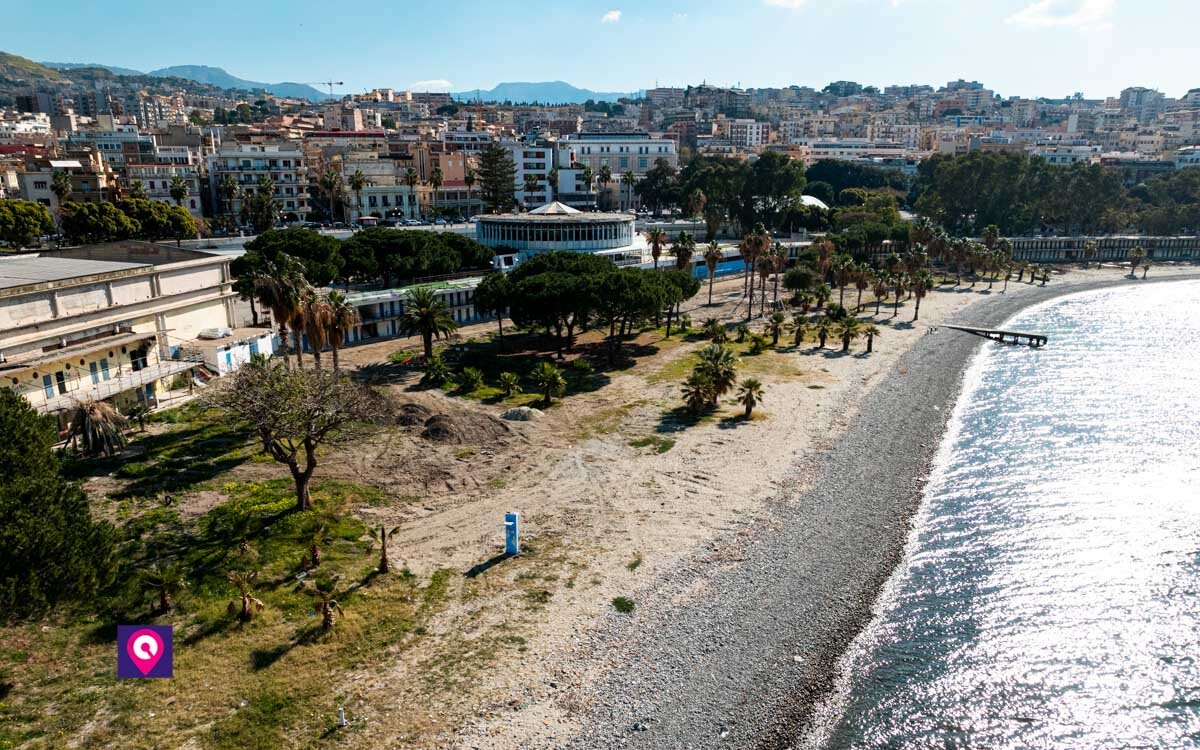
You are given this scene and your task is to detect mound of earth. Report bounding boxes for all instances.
[397,403,434,426]
[418,410,512,444]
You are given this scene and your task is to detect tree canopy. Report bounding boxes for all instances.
[239,228,343,287]
[0,199,54,249]
[0,389,116,619]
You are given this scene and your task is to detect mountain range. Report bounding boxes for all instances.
[453,81,632,104]
[25,55,631,105]
[41,61,333,101]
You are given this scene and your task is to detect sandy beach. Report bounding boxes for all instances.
[410,265,1200,750]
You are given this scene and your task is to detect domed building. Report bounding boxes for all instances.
[477,202,645,270]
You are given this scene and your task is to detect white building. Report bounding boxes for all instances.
[727,119,770,148]
[561,132,678,175]
[126,162,204,218]
[1177,146,1200,169]
[476,201,644,268]
[205,140,309,218]
[0,242,238,422]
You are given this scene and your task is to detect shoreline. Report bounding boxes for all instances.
[507,269,1200,749]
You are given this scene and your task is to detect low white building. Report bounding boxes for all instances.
[0,241,238,423]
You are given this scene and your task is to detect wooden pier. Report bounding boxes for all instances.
[942,324,1048,348]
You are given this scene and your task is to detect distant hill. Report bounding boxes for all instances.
[0,51,64,82]
[41,60,332,101]
[454,81,632,104]
[42,61,144,77]
[146,65,331,101]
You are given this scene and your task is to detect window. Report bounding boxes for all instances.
[42,375,54,400]
[99,358,110,381]
[34,180,47,189]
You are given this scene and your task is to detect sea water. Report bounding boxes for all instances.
[812,280,1200,749]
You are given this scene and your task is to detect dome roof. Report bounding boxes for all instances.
[800,195,829,210]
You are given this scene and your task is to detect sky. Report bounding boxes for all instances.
[6,0,1198,99]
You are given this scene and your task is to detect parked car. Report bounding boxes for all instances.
[433,218,448,225]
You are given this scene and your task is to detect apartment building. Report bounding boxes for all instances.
[18,150,116,212]
[0,242,237,423]
[205,139,308,217]
[125,162,204,217]
[561,132,678,175]
[726,119,771,148]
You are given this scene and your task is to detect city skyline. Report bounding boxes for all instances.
[6,0,1197,99]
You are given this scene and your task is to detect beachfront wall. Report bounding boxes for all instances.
[1004,236,1200,264]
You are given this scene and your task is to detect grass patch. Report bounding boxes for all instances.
[629,435,675,454]
[611,596,635,614]
[626,553,643,572]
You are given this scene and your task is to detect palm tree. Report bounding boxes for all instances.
[682,371,713,416]
[597,164,613,209]
[139,564,187,614]
[1142,261,1151,279]
[647,228,667,269]
[464,168,477,217]
[404,167,419,218]
[499,371,522,397]
[169,175,189,207]
[704,241,722,304]
[297,289,333,369]
[129,180,148,199]
[791,314,810,347]
[911,271,933,321]
[430,166,444,214]
[892,274,908,318]
[872,274,890,316]
[695,344,739,405]
[318,168,344,223]
[737,378,764,419]
[306,576,345,631]
[836,317,865,352]
[814,318,833,349]
[581,165,594,203]
[1082,240,1097,269]
[522,173,540,208]
[400,286,458,359]
[702,318,727,343]
[226,570,265,622]
[371,524,401,573]
[854,265,871,311]
[621,170,637,211]
[66,399,128,457]
[1129,246,1146,276]
[50,170,73,233]
[325,291,360,373]
[832,255,855,307]
[742,224,770,320]
[531,361,566,405]
[307,524,329,568]
[349,169,366,222]
[766,311,786,346]
[255,259,306,368]
[672,232,696,271]
[863,324,881,353]
[219,173,239,218]
[547,168,558,202]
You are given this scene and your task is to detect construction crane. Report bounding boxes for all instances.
[302,80,344,100]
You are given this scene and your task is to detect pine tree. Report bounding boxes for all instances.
[477,142,518,214]
[0,390,116,618]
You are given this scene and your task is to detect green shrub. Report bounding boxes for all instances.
[421,355,450,386]
[459,366,485,392]
[612,596,635,614]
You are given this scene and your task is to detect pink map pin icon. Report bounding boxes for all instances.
[126,629,164,675]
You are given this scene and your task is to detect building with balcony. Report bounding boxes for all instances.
[560,132,678,175]
[0,241,238,423]
[205,140,308,218]
[476,201,644,268]
[125,162,203,217]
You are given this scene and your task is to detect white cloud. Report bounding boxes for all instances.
[1005,0,1115,32]
[672,12,689,22]
[601,9,621,23]
[408,79,454,91]
[764,0,808,7]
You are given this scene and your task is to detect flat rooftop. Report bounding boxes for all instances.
[0,256,150,290]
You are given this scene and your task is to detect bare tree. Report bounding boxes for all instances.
[206,360,383,510]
